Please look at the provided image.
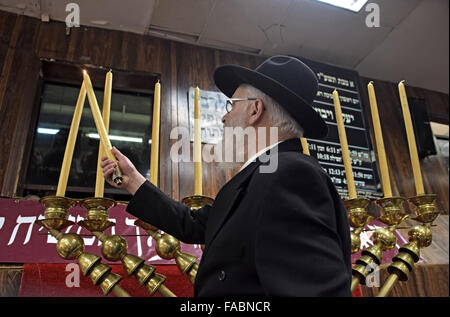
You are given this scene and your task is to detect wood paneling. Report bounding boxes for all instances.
[0,264,22,297]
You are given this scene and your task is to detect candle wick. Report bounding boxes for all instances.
[400,80,406,84]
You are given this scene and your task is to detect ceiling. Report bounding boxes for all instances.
[0,0,448,94]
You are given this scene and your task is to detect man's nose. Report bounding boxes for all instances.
[221,113,227,124]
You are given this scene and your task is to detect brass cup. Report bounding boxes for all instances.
[78,253,102,276]
[174,250,197,274]
[344,198,372,228]
[36,196,77,230]
[134,263,156,286]
[375,196,408,226]
[89,263,112,285]
[122,254,145,276]
[408,194,439,224]
[78,197,116,232]
[181,195,214,210]
[344,198,373,254]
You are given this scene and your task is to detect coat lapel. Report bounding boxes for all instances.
[206,161,261,248]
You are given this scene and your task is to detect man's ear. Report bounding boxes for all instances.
[248,99,264,125]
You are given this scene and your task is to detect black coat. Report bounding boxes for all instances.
[126,138,352,296]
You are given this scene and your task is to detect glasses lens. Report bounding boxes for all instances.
[226,99,233,112]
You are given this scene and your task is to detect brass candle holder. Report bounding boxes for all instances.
[182,195,214,252]
[78,197,176,297]
[135,219,199,285]
[181,195,214,210]
[36,196,130,297]
[38,196,77,231]
[350,196,408,292]
[344,198,372,254]
[377,194,439,297]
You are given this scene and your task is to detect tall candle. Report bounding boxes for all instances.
[300,138,310,156]
[56,82,86,196]
[95,70,112,197]
[398,80,425,195]
[83,71,119,165]
[193,86,202,196]
[368,82,392,198]
[333,90,357,199]
[150,81,161,186]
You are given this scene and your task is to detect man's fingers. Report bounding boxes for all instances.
[111,146,124,160]
[101,159,115,168]
[103,166,115,181]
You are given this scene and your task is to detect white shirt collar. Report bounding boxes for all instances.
[239,141,282,172]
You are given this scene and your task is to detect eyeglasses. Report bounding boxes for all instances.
[225,98,257,113]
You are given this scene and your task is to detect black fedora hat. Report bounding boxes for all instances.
[214,55,328,139]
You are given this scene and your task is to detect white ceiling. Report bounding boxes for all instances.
[0,0,448,94]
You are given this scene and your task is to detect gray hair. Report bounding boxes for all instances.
[241,84,304,138]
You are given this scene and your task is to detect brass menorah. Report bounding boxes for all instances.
[376,194,439,297]
[133,194,215,284]
[346,194,440,296]
[36,195,177,297]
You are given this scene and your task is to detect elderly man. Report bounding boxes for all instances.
[101,56,352,296]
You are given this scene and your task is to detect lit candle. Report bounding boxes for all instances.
[300,138,310,156]
[83,70,122,183]
[149,81,161,186]
[193,86,202,196]
[367,82,392,198]
[56,82,86,196]
[398,80,425,195]
[95,70,112,197]
[333,90,357,199]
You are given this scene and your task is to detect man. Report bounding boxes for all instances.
[102,56,352,296]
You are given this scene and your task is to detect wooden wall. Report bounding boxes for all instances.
[0,11,263,201]
[0,11,448,297]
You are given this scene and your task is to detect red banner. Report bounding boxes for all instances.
[0,197,420,265]
[0,198,203,264]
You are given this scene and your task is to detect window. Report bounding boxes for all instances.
[315,0,368,12]
[23,61,158,201]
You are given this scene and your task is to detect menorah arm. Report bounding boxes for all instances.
[112,284,131,297]
[377,274,399,297]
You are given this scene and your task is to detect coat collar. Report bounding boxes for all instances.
[231,137,303,189]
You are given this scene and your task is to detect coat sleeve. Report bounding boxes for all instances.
[253,157,352,296]
[126,180,210,244]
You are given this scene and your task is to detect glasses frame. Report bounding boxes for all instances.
[225,98,257,113]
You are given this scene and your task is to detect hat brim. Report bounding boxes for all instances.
[214,65,328,139]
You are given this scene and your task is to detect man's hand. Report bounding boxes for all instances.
[101,147,146,195]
